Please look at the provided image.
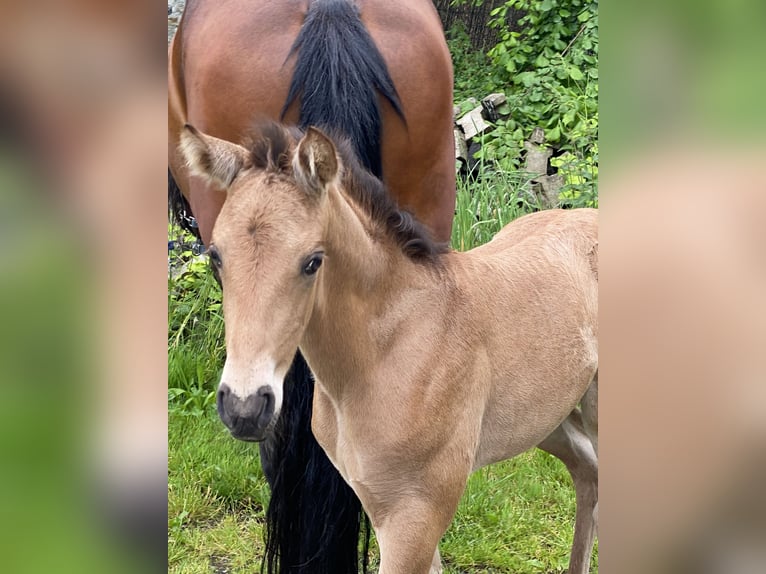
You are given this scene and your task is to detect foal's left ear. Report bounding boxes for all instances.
[179,125,252,189]
[293,127,339,196]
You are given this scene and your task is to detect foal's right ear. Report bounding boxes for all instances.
[293,127,339,196]
[180,125,252,189]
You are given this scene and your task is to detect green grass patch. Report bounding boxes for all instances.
[168,410,269,573]
[444,452,597,573]
[451,169,542,251]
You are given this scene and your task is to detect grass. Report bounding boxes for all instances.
[168,171,598,573]
[168,412,269,573]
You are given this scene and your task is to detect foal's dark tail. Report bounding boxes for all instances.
[263,1,404,572]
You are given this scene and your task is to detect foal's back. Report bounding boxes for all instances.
[452,208,598,468]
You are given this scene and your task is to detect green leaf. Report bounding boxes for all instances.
[568,66,585,81]
[515,71,536,87]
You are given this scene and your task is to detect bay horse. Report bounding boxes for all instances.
[168,0,455,572]
[179,123,599,574]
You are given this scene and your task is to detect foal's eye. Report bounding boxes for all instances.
[302,252,324,276]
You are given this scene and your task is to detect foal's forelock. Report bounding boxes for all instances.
[248,123,301,173]
[243,124,449,264]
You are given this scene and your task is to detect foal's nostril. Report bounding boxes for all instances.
[216,384,233,427]
[254,386,275,427]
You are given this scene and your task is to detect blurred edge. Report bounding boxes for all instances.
[601,0,766,573]
[0,1,167,573]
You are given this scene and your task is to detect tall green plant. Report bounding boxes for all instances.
[168,226,225,416]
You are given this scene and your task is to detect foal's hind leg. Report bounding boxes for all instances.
[581,371,598,456]
[538,406,598,574]
[429,547,443,574]
[580,372,598,526]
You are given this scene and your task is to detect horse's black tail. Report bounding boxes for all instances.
[281,0,404,178]
[263,1,402,572]
[262,353,368,574]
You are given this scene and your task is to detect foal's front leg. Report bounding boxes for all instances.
[371,495,457,574]
[353,448,469,574]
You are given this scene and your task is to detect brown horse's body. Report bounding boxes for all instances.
[168,0,456,244]
[180,125,599,574]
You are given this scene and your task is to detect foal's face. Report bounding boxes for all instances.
[181,125,339,441]
[211,172,325,440]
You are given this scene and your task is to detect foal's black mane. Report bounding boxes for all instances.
[248,123,449,264]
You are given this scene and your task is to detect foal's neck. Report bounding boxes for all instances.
[301,184,444,394]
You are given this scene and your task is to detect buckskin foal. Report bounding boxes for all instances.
[180,123,599,574]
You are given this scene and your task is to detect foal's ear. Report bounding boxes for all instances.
[293,127,339,196]
[180,125,251,189]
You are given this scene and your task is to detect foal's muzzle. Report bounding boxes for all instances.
[216,384,276,441]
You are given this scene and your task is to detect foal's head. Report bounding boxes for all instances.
[180,124,340,441]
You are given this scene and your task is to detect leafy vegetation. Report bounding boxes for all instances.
[168,231,224,417]
[450,0,598,204]
[447,25,500,104]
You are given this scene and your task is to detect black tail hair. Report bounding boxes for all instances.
[264,0,398,571]
[281,0,404,177]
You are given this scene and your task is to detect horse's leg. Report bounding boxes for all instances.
[580,373,598,526]
[372,498,454,574]
[263,353,364,573]
[538,405,598,574]
[429,547,443,574]
[581,371,598,456]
